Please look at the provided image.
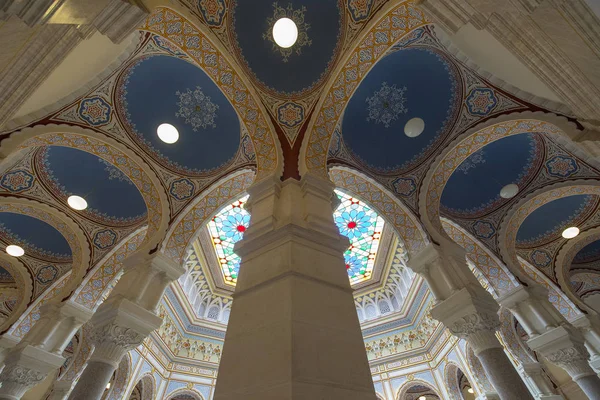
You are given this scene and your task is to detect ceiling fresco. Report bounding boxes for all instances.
[116,54,242,175]
[229,0,343,96]
[341,46,459,174]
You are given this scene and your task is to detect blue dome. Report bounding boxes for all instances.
[118,55,241,175]
[341,47,459,174]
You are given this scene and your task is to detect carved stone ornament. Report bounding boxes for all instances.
[0,364,45,387]
[93,323,145,351]
[544,344,595,379]
[448,312,500,339]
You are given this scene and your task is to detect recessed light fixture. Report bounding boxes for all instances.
[500,183,519,199]
[404,117,425,138]
[157,123,179,144]
[467,387,474,394]
[6,245,24,257]
[272,17,298,48]
[106,382,111,390]
[419,396,426,400]
[67,195,87,211]
[562,227,580,239]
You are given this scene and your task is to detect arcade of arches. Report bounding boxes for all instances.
[0,1,600,399]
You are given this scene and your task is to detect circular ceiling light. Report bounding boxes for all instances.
[6,245,24,257]
[106,382,111,390]
[419,397,426,400]
[404,117,425,138]
[467,388,474,394]
[272,18,298,48]
[67,195,88,211]
[500,183,519,199]
[157,123,179,144]
[562,226,580,239]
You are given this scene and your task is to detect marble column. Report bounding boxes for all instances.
[0,301,92,400]
[46,380,73,400]
[518,362,564,400]
[68,252,183,400]
[214,175,377,400]
[409,243,533,400]
[432,288,534,400]
[499,284,600,399]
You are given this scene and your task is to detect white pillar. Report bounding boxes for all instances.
[214,175,377,399]
[68,252,184,400]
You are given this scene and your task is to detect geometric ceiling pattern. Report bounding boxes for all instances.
[3,2,600,396]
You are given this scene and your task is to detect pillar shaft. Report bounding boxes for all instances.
[67,360,114,400]
[476,346,534,400]
[214,175,377,400]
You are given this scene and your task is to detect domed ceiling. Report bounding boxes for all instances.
[34,146,147,226]
[516,195,599,249]
[572,240,600,271]
[0,212,71,262]
[117,54,241,176]
[229,0,343,96]
[341,46,459,174]
[441,133,544,218]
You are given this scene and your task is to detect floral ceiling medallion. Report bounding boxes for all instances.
[263,2,312,62]
[175,86,219,131]
[365,82,408,128]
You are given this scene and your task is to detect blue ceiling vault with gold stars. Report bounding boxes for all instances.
[0,0,599,345]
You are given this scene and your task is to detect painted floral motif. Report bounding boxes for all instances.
[456,150,486,174]
[93,229,117,250]
[175,86,219,131]
[347,0,373,22]
[334,190,385,285]
[392,177,416,196]
[208,196,250,285]
[466,87,498,116]
[545,155,579,178]
[98,158,132,185]
[78,97,111,126]
[170,178,195,201]
[0,170,35,193]
[472,220,496,239]
[263,2,312,62]
[36,265,58,284]
[277,102,304,128]
[365,82,408,128]
[198,0,226,27]
[531,249,551,267]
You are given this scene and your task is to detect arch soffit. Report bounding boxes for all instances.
[72,226,147,310]
[140,7,281,179]
[0,196,90,300]
[443,361,466,400]
[419,112,582,243]
[555,226,600,313]
[300,1,430,177]
[166,388,204,400]
[0,124,169,254]
[441,217,519,296]
[330,166,429,256]
[161,169,255,265]
[0,253,33,333]
[396,378,441,400]
[497,180,600,280]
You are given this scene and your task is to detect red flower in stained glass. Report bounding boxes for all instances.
[347,221,357,229]
[236,225,246,233]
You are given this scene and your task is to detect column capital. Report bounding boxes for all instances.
[528,325,595,380]
[431,287,501,354]
[0,344,64,398]
[89,297,162,368]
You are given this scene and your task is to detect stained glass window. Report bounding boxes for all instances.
[207,196,250,285]
[334,190,385,285]
[208,191,384,287]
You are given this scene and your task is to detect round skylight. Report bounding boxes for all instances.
[562,227,580,239]
[157,123,179,144]
[500,183,519,199]
[6,245,24,257]
[404,117,425,138]
[272,18,298,48]
[67,195,88,211]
